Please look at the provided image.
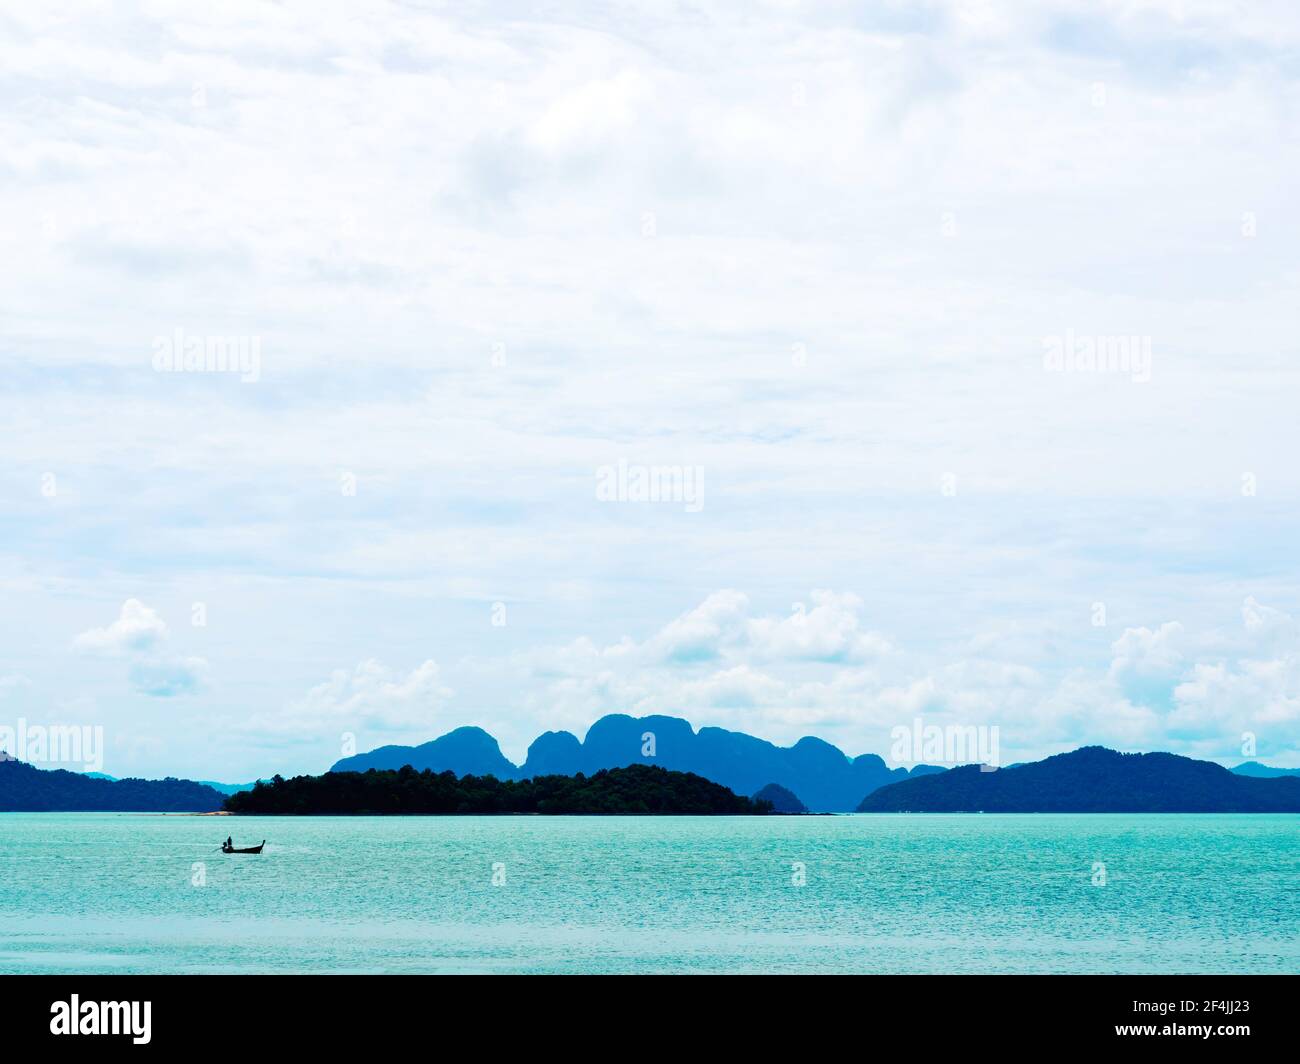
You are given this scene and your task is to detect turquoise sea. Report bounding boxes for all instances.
[1,813,1296,973]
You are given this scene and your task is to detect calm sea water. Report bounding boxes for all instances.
[1,813,1295,973]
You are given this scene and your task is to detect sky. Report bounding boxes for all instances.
[2,0,1299,781]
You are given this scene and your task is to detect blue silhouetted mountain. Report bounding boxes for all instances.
[856,746,1300,812]
[331,713,943,811]
[0,758,224,811]
[1232,761,1300,778]
[753,782,807,813]
[197,780,260,795]
[520,730,583,777]
[87,771,256,795]
[518,714,945,810]
[332,725,517,778]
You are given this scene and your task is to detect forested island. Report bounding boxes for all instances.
[857,747,1300,812]
[0,757,224,811]
[752,782,808,813]
[224,763,774,815]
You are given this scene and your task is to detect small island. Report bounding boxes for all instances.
[752,782,808,813]
[225,763,774,815]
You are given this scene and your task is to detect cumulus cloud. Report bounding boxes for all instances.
[1108,621,1186,706]
[298,659,451,726]
[73,599,168,656]
[672,664,792,710]
[242,659,453,746]
[73,600,206,697]
[508,592,1300,766]
[1240,596,1298,653]
[649,590,751,663]
[129,657,209,697]
[1167,601,1300,760]
[511,588,998,744]
[640,589,893,666]
[748,591,895,663]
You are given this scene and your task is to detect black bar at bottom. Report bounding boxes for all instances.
[3,974,1289,1051]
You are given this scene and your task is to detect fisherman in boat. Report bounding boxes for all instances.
[223,836,233,853]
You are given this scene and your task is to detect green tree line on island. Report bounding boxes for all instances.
[224,763,774,815]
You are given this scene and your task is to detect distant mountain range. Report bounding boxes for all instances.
[1232,761,1300,779]
[86,772,257,795]
[331,713,945,812]
[857,747,1300,812]
[0,758,224,812]
[5,723,1297,813]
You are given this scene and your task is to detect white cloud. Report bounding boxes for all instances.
[73,599,168,656]
[649,590,751,663]
[1240,595,1298,653]
[673,664,792,710]
[1108,621,1185,704]
[243,659,453,746]
[631,589,894,666]
[1168,600,1300,759]
[129,657,208,697]
[748,590,895,663]
[72,600,206,697]
[506,592,1300,766]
